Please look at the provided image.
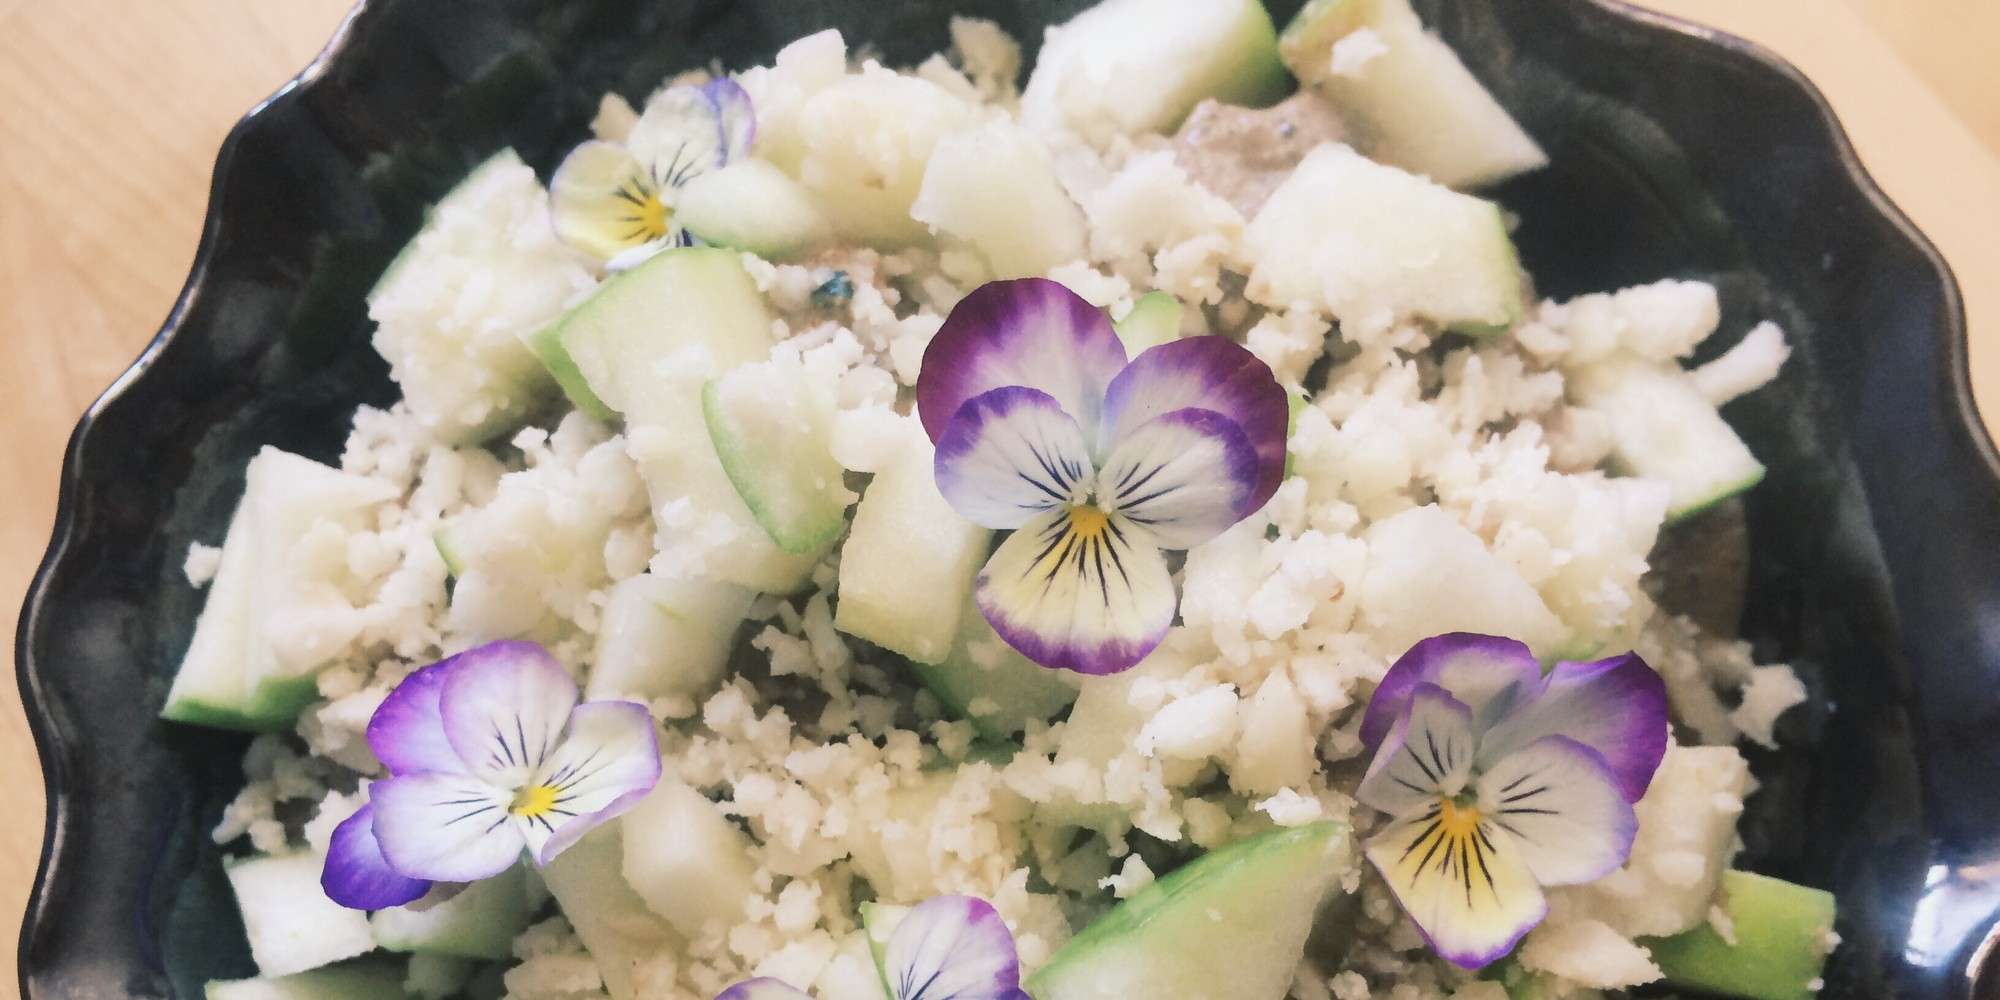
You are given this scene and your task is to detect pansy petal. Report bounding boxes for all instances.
[715,979,813,1000]
[550,140,672,261]
[1359,633,1543,755]
[917,278,1128,446]
[1366,807,1546,970]
[1356,683,1476,816]
[367,659,464,778]
[322,803,432,910]
[1099,337,1289,510]
[976,507,1174,675]
[438,641,580,785]
[885,895,1024,1000]
[524,701,663,866]
[627,82,737,190]
[369,773,524,883]
[1099,406,1260,548]
[1474,735,1637,886]
[936,387,1095,529]
[1477,653,1669,802]
[703,77,756,163]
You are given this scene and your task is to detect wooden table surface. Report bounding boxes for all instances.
[0,0,1994,990]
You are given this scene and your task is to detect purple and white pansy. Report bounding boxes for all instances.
[1357,633,1669,969]
[918,278,1289,675]
[550,77,755,268]
[321,640,661,910]
[717,895,1029,1000]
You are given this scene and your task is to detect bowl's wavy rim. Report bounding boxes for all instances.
[11,3,369,986]
[12,0,1981,992]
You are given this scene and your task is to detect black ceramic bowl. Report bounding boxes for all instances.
[17,0,1997,996]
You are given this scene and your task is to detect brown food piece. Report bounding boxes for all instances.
[1171,92,1349,217]
[1646,497,1750,636]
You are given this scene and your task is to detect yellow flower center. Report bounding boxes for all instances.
[509,784,559,819]
[1438,797,1482,837]
[637,194,672,241]
[1067,504,1111,540]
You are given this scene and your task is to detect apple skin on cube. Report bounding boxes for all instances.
[224,852,377,979]
[588,574,754,705]
[1025,822,1354,1000]
[834,419,990,665]
[553,247,825,593]
[204,959,412,1000]
[620,779,760,938]
[541,823,684,1000]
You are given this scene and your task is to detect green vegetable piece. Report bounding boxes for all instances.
[1114,291,1185,356]
[520,321,615,422]
[1646,870,1837,1000]
[1026,822,1352,1000]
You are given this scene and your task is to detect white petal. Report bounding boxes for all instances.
[885,895,1023,1000]
[524,702,663,865]
[550,140,671,261]
[1356,683,1476,817]
[438,641,580,786]
[1098,407,1260,548]
[976,507,1174,675]
[369,773,525,883]
[1474,736,1637,887]
[1365,804,1546,970]
[934,386,1094,529]
[627,81,739,189]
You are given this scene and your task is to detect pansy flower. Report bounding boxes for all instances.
[1357,633,1669,968]
[717,895,1029,1000]
[918,278,1288,675]
[550,77,754,269]
[321,640,661,910]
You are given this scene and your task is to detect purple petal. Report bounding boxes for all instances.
[438,641,579,785]
[1359,633,1543,755]
[917,279,1127,446]
[370,773,525,883]
[976,508,1175,675]
[884,895,1023,1000]
[1098,337,1288,512]
[528,701,663,866]
[1098,407,1260,548]
[714,979,812,1000]
[1473,735,1638,886]
[368,659,466,777]
[1355,683,1475,817]
[321,803,432,910]
[935,386,1094,529]
[702,77,756,164]
[1477,652,1669,802]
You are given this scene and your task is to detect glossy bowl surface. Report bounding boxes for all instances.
[17,0,1998,996]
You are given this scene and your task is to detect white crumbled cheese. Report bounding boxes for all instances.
[1330,28,1391,77]
[1136,685,1240,760]
[1693,320,1792,405]
[1730,663,1808,748]
[1254,788,1325,827]
[1098,854,1156,898]
[1559,741,1751,938]
[948,17,1022,105]
[367,151,595,445]
[1543,279,1721,367]
[183,542,222,587]
[1519,917,1663,989]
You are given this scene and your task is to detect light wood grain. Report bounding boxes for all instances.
[0,0,355,990]
[0,0,1992,992]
